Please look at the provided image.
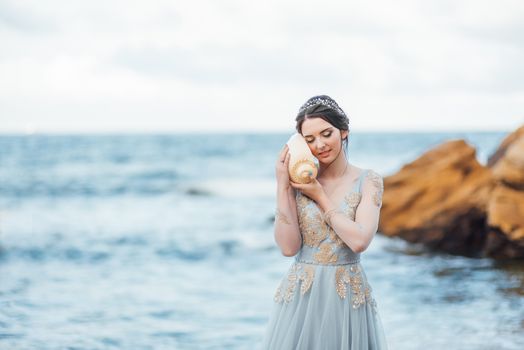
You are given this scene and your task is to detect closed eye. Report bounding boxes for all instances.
[306,132,332,143]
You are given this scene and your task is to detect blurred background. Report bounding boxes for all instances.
[0,1,523,349]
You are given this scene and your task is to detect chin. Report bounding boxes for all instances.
[317,156,331,164]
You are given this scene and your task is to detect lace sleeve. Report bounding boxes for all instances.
[355,169,384,237]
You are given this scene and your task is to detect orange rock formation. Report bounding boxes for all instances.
[379,125,524,259]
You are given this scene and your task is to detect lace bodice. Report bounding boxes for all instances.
[273,168,384,307]
[294,169,377,265]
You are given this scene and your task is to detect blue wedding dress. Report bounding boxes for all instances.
[261,169,388,349]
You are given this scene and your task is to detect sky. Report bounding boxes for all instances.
[0,0,523,133]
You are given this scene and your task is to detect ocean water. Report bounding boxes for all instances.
[0,131,522,350]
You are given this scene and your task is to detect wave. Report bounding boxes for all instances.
[0,170,180,198]
[0,235,275,264]
[183,178,275,198]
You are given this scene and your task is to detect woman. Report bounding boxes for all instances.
[261,95,388,349]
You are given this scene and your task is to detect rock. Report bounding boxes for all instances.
[485,128,524,258]
[487,125,524,167]
[379,139,495,257]
[488,186,524,237]
[491,136,524,189]
[379,126,524,259]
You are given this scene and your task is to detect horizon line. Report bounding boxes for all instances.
[0,127,517,136]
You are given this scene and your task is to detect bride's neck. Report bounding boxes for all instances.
[318,152,348,180]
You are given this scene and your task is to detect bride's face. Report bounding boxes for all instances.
[301,117,348,163]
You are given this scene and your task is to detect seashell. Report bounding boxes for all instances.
[286,133,318,184]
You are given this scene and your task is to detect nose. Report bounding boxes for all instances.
[315,139,326,151]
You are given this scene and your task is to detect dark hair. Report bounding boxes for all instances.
[295,95,350,156]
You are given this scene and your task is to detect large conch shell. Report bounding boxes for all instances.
[286,133,318,184]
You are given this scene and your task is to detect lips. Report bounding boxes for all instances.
[318,150,330,157]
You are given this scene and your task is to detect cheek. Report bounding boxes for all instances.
[330,137,342,151]
[326,135,337,146]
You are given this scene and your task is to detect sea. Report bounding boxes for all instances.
[0,131,523,350]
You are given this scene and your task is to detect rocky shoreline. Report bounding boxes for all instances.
[379,126,524,259]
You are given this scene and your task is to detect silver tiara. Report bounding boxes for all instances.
[298,97,347,118]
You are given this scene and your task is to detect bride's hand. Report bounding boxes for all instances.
[289,177,325,203]
[275,144,291,189]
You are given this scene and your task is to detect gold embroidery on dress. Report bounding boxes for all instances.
[300,211,328,247]
[300,265,315,295]
[297,193,328,247]
[274,264,296,303]
[314,242,338,264]
[335,266,349,299]
[273,285,282,303]
[346,207,356,222]
[274,263,316,303]
[283,264,298,303]
[296,193,309,208]
[335,264,377,311]
[328,192,362,247]
[366,170,384,207]
[345,192,362,209]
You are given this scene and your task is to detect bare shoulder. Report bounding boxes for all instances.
[347,164,365,178]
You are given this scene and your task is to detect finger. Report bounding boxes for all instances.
[284,152,291,164]
[290,181,303,189]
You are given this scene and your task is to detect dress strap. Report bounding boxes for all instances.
[356,169,369,193]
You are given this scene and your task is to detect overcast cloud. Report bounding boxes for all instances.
[0,0,523,133]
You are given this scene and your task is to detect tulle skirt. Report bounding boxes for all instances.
[261,261,388,349]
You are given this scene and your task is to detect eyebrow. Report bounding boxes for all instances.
[304,127,333,138]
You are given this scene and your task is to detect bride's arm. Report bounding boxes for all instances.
[274,185,302,256]
[316,170,384,253]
